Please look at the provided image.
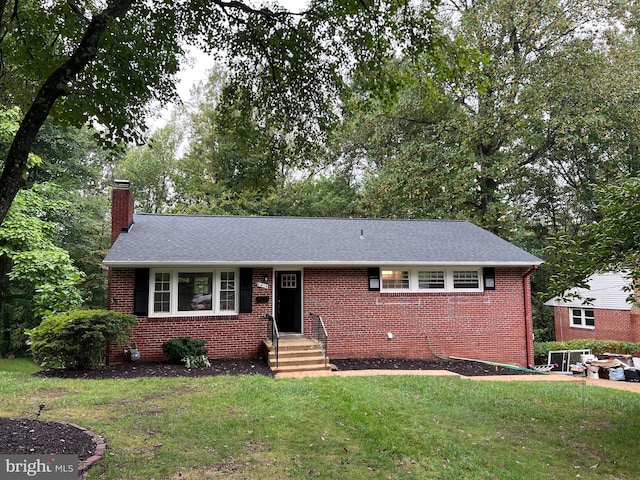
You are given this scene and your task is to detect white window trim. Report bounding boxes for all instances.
[149,268,239,317]
[381,267,484,293]
[570,308,595,330]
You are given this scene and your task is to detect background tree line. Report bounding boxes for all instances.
[2,0,640,354]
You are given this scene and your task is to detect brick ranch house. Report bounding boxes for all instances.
[105,181,542,367]
[545,272,640,343]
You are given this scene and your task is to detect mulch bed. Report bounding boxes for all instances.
[4,357,539,466]
[33,358,274,379]
[332,357,539,376]
[0,418,96,461]
[32,357,539,380]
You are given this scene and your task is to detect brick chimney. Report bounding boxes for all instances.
[111,180,134,244]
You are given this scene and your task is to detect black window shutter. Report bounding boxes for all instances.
[368,267,381,291]
[239,268,253,313]
[134,268,149,315]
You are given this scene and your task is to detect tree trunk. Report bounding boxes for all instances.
[0,254,7,356]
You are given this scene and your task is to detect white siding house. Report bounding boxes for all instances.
[545,273,640,342]
[545,273,632,311]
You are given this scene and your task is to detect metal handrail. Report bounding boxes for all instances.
[266,314,279,368]
[309,313,329,367]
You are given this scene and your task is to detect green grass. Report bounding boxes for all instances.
[1,359,640,479]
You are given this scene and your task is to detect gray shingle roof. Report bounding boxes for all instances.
[103,214,542,267]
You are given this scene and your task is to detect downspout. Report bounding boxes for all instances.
[523,265,538,368]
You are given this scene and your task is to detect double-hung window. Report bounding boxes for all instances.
[151,269,237,316]
[380,268,483,292]
[153,272,171,312]
[571,308,595,328]
[219,271,236,311]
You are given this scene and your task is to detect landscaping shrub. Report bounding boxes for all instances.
[161,337,210,367]
[27,310,138,369]
[535,339,640,364]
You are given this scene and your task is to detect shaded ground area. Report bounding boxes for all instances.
[6,357,537,461]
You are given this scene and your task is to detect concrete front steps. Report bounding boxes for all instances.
[263,335,332,376]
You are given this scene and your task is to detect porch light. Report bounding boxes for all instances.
[483,267,496,290]
[368,268,380,291]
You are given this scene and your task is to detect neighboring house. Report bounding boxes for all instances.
[545,272,640,342]
[104,181,543,367]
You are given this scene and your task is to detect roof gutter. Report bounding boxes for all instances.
[102,260,544,268]
[523,265,539,368]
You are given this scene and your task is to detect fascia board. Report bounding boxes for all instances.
[103,260,543,268]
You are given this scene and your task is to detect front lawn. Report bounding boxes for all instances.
[1,358,639,479]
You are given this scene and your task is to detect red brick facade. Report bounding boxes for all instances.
[108,266,535,366]
[553,306,640,343]
[107,184,536,367]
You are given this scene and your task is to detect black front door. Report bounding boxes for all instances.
[275,271,302,333]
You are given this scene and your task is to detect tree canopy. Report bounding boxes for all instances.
[545,178,640,301]
[0,0,438,226]
[337,0,631,236]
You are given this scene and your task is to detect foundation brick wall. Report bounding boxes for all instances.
[108,266,534,366]
[554,306,640,343]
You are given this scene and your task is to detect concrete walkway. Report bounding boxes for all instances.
[467,372,640,393]
[275,369,640,393]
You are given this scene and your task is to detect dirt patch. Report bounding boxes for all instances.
[168,460,253,479]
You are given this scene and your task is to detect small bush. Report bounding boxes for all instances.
[162,337,210,367]
[27,310,138,369]
[534,339,640,364]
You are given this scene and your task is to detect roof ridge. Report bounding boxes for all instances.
[133,213,470,223]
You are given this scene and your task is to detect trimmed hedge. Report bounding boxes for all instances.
[535,339,640,365]
[28,310,138,369]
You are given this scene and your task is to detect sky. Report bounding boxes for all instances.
[150,0,309,130]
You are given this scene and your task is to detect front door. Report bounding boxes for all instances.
[275,271,302,333]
